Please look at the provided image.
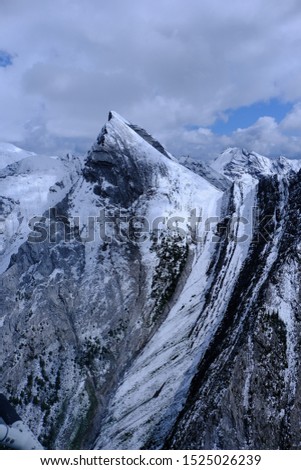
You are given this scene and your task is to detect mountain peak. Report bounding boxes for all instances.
[211,147,271,176]
[107,110,130,125]
[88,110,171,165]
[3,112,301,451]
[211,147,301,179]
[0,142,36,170]
[83,111,177,206]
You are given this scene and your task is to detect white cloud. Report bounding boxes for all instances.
[0,0,301,158]
[280,102,301,131]
[171,108,301,160]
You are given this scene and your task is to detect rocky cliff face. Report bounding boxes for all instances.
[165,172,301,449]
[0,115,300,450]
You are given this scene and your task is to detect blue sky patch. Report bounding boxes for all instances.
[211,99,292,135]
[0,50,13,67]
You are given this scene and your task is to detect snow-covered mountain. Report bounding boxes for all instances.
[0,143,36,170]
[211,147,301,178]
[0,150,80,266]
[1,112,301,450]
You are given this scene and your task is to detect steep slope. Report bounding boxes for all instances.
[163,152,301,450]
[179,155,232,191]
[94,166,256,449]
[0,112,223,449]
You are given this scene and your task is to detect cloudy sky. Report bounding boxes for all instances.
[1,0,301,160]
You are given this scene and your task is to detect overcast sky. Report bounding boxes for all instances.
[1,0,301,160]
